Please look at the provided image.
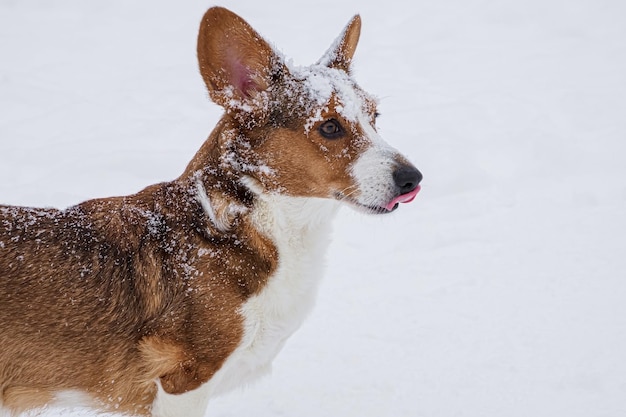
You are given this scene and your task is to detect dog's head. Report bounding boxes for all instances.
[197,7,421,214]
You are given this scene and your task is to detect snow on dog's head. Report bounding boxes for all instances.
[197,7,422,214]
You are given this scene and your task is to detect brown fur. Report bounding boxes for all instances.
[0,170,276,414]
[0,6,377,416]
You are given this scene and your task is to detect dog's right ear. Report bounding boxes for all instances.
[318,14,361,73]
[197,7,282,111]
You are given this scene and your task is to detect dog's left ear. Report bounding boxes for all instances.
[318,15,362,73]
[197,7,283,111]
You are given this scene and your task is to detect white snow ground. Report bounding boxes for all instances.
[1,0,626,416]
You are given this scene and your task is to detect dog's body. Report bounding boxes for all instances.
[0,7,421,417]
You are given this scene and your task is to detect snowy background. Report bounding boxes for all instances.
[1,0,626,416]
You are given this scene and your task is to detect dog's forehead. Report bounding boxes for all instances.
[284,63,376,130]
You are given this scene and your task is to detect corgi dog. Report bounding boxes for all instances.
[0,6,422,417]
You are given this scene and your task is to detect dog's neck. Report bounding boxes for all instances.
[179,115,341,237]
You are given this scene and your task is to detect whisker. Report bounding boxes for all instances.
[337,184,359,198]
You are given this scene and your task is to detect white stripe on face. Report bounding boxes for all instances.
[349,114,403,209]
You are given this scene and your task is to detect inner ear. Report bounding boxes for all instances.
[225,50,261,98]
[318,14,362,73]
[197,7,283,106]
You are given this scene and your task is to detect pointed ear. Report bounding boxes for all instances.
[197,7,282,109]
[317,15,361,73]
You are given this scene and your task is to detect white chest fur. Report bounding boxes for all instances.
[152,195,339,417]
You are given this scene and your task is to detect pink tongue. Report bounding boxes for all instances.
[385,185,421,211]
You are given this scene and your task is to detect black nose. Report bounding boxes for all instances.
[393,165,422,194]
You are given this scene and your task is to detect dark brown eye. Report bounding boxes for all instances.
[319,119,344,139]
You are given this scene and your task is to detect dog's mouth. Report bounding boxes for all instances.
[334,185,421,214]
[384,186,420,211]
